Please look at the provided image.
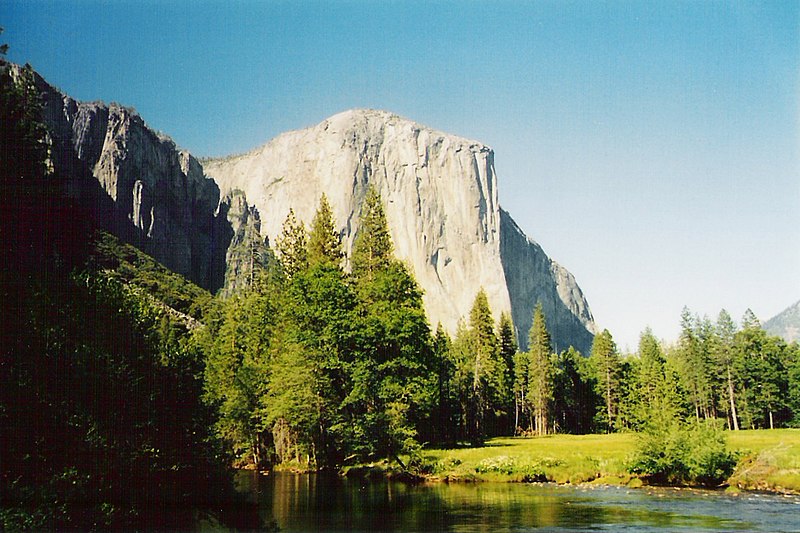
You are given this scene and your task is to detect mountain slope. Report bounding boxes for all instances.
[205,109,596,351]
[764,300,800,343]
[23,65,259,293]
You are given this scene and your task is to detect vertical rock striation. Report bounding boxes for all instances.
[23,63,595,352]
[27,67,235,292]
[205,109,596,352]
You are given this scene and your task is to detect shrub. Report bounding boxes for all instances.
[628,418,737,487]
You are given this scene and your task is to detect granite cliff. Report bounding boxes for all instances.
[25,66,258,293]
[24,64,595,352]
[205,110,596,351]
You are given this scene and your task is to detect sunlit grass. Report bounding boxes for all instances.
[727,428,800,493]
[420,429,800,493]
[423,433,638,485]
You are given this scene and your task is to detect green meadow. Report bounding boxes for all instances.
[416,429,800,493]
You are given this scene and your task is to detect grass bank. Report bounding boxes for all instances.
[417,429,800,493]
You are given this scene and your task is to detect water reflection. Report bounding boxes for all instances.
[236,471,800,532]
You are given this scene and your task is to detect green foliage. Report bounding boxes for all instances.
[275,207,308,280]
[733,319,790,430]
[526,303,555,435]
[0,265,253,529]
[88,231,213,319]
[272,260,356,468]
[497,312,517,433]
[351,185,394,280]
[789,344,800,426]
[673,308,718,421]
[307,193,342,267]
[552,346,597,434]
[629,418,737,487]
[348,189,435,464]
[590,329,621,432]
[432,324,459,444]
[454,289,508,445]
[202,282,277,468]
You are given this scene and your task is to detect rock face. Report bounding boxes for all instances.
[499,209,595,352]
[205,110,596,352]
[764,300,800,343]
[217,189,274,298]
[28,66,238,292]
[25,64,596,352]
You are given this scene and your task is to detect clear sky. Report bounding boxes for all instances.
[5,1,799,350]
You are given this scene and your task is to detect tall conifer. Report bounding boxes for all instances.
[307,194,342,266]
[590,329,620,432]
[527,303,554,435]
[275,208,308,280]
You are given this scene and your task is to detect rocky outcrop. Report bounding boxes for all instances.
[27,66,232,292]
[217,189,273,298]
[205,109,596,352]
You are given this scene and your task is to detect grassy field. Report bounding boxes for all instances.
[418,429,800,493]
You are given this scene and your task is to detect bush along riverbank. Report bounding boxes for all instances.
[382,429,800,494]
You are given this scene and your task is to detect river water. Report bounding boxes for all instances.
[235,471,800,532]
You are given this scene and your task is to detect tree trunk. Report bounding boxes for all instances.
[606,368,613,432]
[727,366,739,431]
[253,433,262,470]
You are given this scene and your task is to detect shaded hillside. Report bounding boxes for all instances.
[764,300,800,343]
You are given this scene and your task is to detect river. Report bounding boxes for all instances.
[235,471,800,532]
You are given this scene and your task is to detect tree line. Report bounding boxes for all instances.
[200,186,800,472]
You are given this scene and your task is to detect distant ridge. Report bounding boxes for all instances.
[764,300,800,343]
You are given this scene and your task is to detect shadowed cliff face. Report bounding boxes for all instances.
[499,209,595,353]
[28,67,238,293]
[206,109,596,351]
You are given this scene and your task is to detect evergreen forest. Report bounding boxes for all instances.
[2,44,800,529]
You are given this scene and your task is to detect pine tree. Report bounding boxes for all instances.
[552,347,597,434]
[432,323,458,444]
[275,208,308,280]
[497,312,517,433]
[675,308,716,421]
[527,303,554,435]
[733,310,787,429]
[203,285,276,468]
[347,187,435,464]
[590,329,620,432]
[627,327,682,430]
[351,185,393,281]
[307,194,342,267]
[274,253,356,467]
[637,328,666,408]
[512,348,531,433]
[464,289,506,444]
[715,309,740,430]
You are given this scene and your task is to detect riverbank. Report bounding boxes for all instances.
[411,429,799,494]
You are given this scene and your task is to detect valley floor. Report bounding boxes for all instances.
[415,429,800,494]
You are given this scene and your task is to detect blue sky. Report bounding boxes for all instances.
[5,1,799,349]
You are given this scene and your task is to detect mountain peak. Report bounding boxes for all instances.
[205,109,595,352]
